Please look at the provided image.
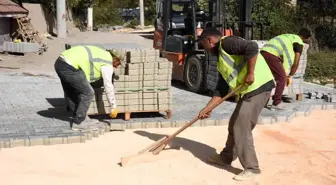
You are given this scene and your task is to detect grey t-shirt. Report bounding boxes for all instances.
[212,36,274,98]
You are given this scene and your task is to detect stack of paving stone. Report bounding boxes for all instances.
[88,48,173,120]
[280,43,309,97]
[255,41,309,98]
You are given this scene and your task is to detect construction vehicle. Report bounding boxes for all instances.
[153,0,265,94]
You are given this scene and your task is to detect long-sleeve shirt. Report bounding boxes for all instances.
[100,65,117,108]
[213,36,275,100]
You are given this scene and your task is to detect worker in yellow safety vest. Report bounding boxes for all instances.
[261,28,311,110]
[198,28,275,181]
[54,45,123,131]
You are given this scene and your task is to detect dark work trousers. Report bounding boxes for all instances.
[261,51,287,106]
[220,91,271,173]
[54,57,94,124]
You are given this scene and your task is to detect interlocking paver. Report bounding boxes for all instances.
[0,72,335,149]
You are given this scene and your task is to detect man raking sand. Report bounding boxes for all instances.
[121,28,276,182]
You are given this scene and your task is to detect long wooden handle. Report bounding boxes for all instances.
[150,84,245,151]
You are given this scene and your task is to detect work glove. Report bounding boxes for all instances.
[109,108,118,118]
[287,76,292,87]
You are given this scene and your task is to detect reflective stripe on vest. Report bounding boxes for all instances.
[217,36,275,97]
[263,37,293,68]
[82,46,111,82]
[220,52,246,83]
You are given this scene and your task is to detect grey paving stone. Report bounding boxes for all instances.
[1,72,336,149]
[141,121,159,129]
[126,122,142,129]
[311,104,323,110]
[258,117,274,124]
[202,119,217,127]
[67,134,83,144]
[160,121,174,128]
[274,113,290,123]
[28,136,46,146]
[286,111,296,122]
[0,139,10,148]
[217,119,230,125]
[323,103,336,110]
[49,136,66,145]
[109,123,126,130]
[331,94,336,103]
[305,105,314,116]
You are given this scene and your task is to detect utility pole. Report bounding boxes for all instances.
[56,0,67,38]
[87,0,93,31]
[139,0,144,28]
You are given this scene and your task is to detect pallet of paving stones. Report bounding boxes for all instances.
[87,48,173,120]
[271,44,309,99]
[88,89,172,120]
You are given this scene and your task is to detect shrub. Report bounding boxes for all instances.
[304,51,336,87]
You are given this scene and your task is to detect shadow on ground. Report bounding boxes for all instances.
[37,98,72,122]
[46,98,66,108]
[36,108,72,122]
[138,34,154,40]
[134,130,242,175]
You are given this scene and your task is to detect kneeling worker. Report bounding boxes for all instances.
[198,28,275,181]
[54,45,122,131]
[261,28,311,110]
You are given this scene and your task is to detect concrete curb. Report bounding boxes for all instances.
[0,102,335,150]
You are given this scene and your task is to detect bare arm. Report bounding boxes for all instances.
[100,65,117,108]
[289,52,301,76]
[289,43,303,76]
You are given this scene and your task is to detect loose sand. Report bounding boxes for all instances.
[0,110,335,185]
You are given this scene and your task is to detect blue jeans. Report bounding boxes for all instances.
[54,57,94,124]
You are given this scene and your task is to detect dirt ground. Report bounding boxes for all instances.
[0,109,335,185]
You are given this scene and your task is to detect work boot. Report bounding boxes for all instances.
[269,103,285,111]
[233,170,260,181]
[71,116,99,131]
[207,153,232,167]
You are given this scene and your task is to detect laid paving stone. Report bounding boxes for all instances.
[141,121,159,129]
[126,122,142,129]
[304,105,314,116]
[217,119,230,125]
[202,119,217,127]
[67,134,84,144]
[286,111,297,122]
[160,121,174,128]
[1,72,336,149]
[258,117,274,124]
[323,103,336,110]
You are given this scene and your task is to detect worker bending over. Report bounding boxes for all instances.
[198,28,275,181]
[261,28,311,110]
[54,45,122,131]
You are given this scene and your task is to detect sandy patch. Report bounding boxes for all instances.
[0,110,335,185]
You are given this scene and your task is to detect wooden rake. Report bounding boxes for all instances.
[120,84,245,167]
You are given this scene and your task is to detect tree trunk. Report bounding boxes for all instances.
[306,24,319,53]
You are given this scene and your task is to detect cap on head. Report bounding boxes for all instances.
[109,49,126,63]
[298,28,312,39]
